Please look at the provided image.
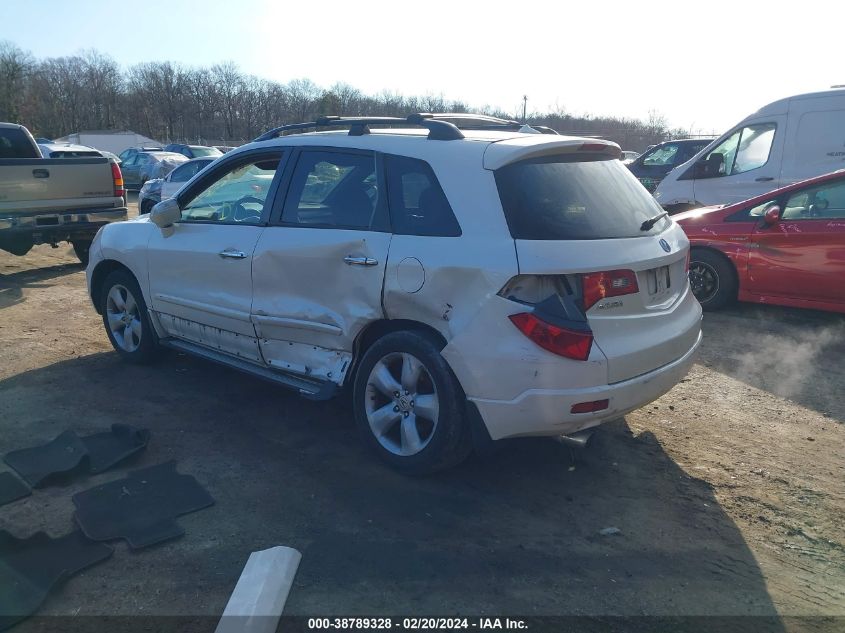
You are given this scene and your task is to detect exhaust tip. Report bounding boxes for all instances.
[557,430,595,449]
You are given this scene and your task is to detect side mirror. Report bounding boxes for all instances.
[762,204,781,226]
[150,198,181,228]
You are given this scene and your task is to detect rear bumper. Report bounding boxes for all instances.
[470,330,702,440]
[0,208,127,231]
[0,208,127,243]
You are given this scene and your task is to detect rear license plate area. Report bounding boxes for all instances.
[646,265,671,296]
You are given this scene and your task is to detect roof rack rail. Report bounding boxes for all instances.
[253,114,465,142]
[419,113,524,131]
[252,112,553,143]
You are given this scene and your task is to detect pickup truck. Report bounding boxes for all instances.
[0,122,127,265]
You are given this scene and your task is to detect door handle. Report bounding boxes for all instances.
[219,249,247,259]
[343,255,378,266]
[755,177,774,182]
[32,168,49,179]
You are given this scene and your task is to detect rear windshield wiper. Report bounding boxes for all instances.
[640,211,669,231]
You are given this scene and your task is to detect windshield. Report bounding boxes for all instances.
[495,155,670,240]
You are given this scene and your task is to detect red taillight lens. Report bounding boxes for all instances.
[111,162,125,198]
[570,399,609,414]
[509,312,593,361]
[581,269,639,310]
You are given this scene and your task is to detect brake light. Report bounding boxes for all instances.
[111,162,125,198]
[509,312,593,361]
[581,269,639,310]
[578,142,620,158]
[570,399,609,414]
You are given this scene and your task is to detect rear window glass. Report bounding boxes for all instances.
[0,127,39,158]
[495,155,670,240]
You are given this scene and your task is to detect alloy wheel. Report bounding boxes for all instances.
[105,284,142,353]
[364,352,439,457]
[689,261,720,304]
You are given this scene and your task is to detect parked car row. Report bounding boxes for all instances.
[653,88,845,212]
[628,87,845,315]
[138,157,216,213]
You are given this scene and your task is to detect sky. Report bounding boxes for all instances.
[2,0,842,134]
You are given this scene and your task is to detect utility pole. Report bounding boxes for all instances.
[522,95,528,122]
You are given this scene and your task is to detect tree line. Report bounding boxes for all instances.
[0,40,681,151]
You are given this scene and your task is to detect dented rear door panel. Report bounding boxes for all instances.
[251,228,391,384]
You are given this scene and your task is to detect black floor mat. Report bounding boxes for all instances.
[0,472,30,508]
[73,461,214,550]
[0,530,113,631]
[3,430,88,488]
[3,425,150,488]
[80,424,150,474]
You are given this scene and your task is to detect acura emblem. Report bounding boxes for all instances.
[659,239,671,253]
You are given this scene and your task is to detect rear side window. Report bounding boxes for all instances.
[0,127,39,158]
[495,155,669,240]
[385,155,461,236]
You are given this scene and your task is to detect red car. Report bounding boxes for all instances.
[675,170,845,313]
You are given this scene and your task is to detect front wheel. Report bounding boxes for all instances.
[352,331,471,475]
[100,270,160,363]
[689,249,737,310]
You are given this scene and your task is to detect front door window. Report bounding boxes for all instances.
[701,123,776,177]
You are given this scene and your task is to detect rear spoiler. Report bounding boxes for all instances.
[483,136,620,170]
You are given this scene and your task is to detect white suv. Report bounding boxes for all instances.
[86,114,702,474]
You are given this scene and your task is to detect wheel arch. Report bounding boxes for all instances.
[689,245,741,300]
[89,259,137,314]
[349,319,447,384]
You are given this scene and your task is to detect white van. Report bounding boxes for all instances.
[654,88,845,212]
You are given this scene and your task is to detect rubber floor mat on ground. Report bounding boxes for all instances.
[80,424,150,474]
[72,461,214,549]
[3,425,150,488]
[0,473,30,508]
[3,430,88,488]
[0,530,113,631]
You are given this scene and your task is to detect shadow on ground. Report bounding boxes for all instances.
[0,350,785,630]
[700,304,845,422]
[0,263,83,310]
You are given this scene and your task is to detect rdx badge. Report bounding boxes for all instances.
[597,300,624,310]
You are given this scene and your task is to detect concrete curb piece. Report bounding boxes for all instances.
[215,545,302,633]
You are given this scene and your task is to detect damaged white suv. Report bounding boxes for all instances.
[87,114,702,474]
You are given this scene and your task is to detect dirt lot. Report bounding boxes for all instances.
[1,197,843,631]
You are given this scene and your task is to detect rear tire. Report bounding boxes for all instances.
[352,330,471,475]
[689,248,737,310]
[140,198,156,215]
[71,240,92,266]
[100,270,160,363]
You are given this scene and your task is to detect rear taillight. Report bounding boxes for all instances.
[509,312,593,361]
[581,269,639,310]
[111,162,125,198]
